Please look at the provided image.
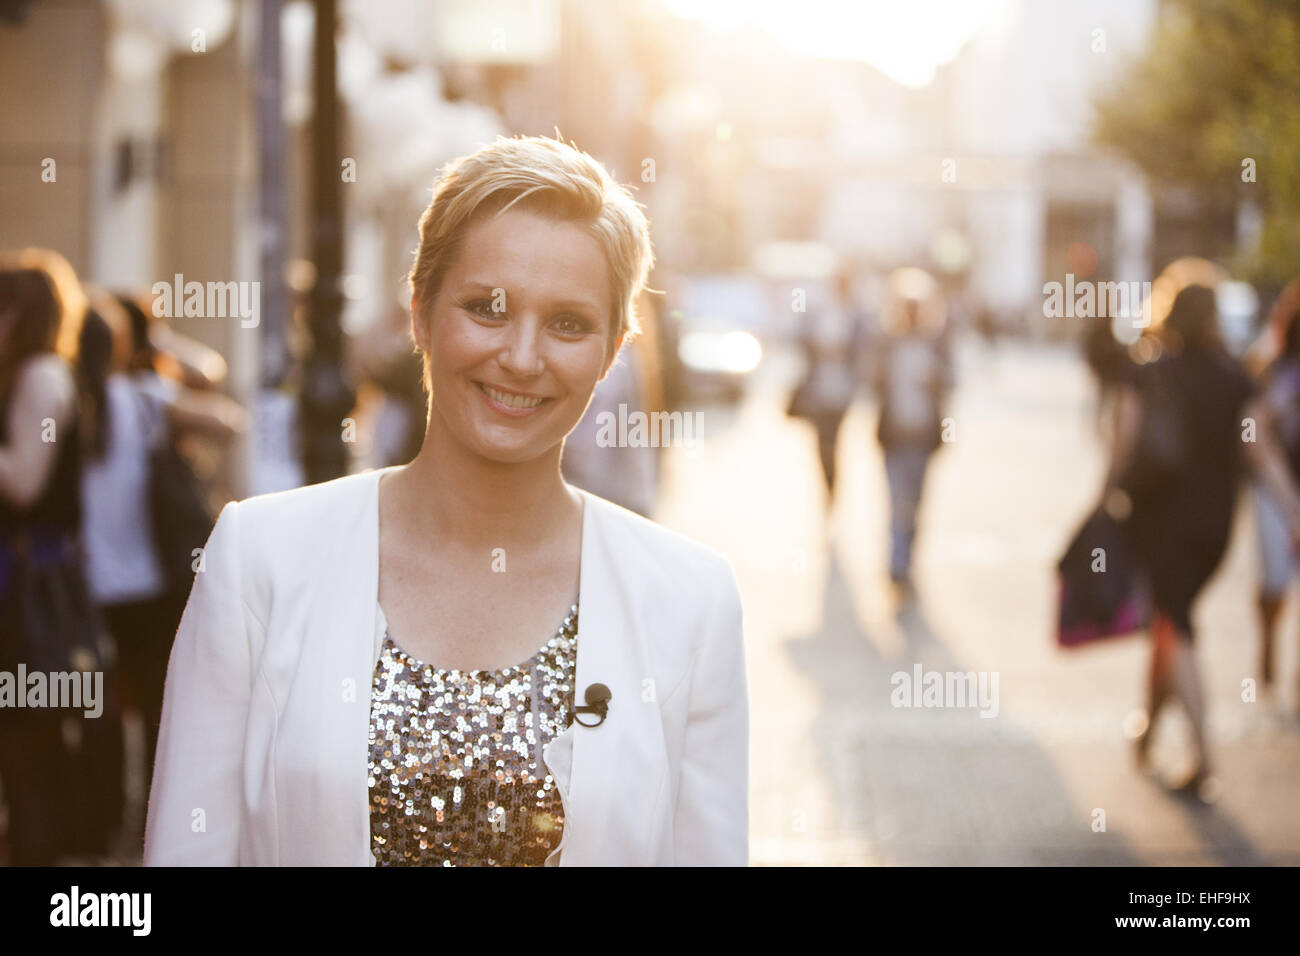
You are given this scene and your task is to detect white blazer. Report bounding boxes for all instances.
[143,465,749,866]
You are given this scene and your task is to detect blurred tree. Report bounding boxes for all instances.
[1093,0,1300,284]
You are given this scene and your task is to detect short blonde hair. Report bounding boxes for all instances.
[408,135,653,395]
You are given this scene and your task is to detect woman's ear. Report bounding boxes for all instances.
[599,332,626,381]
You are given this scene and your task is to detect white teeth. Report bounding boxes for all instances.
[482,384,544,409]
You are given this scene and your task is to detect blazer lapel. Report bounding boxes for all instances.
[545,490,669,866]
[291,467,388,865]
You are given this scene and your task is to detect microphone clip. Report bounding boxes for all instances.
[570,682,611,728]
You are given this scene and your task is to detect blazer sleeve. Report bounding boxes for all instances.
[672,559,750,866]
[144,500,254,865]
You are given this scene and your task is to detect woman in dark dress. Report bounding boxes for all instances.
[0,252,90,863]
[1103,285,1300,800]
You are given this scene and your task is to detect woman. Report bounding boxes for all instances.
[78,289,245,847]
[144,135,750,866]
[1103,284,1300,800]
[0,249,89,864]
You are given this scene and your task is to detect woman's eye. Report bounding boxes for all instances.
[553,315,590,335]
[465,300,500,319]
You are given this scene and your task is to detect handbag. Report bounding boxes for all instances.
[1055,505,1150,648]
[0,527,104,676]
[133,381,215,594]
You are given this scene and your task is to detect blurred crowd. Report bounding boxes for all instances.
[0,248,246,864]
[786,254,1300,804]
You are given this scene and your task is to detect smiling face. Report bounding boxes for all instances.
[412,207,623,465]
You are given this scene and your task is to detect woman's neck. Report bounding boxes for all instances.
[391,427,579,553]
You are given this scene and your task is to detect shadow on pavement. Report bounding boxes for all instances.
[784,545,1147,865]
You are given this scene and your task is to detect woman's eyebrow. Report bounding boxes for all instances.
[452,282,601,315]
[450,280,497,294]
[550,297,602,315]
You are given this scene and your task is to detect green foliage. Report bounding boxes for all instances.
[1092,0,1300,283]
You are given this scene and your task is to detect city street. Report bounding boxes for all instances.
[657,336,1300,865]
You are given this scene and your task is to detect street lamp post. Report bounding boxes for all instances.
[257,0,289,389]
[301,0,355,483]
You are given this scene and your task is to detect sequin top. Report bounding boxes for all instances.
[368,602,579,866]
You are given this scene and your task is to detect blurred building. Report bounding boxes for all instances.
[646,0,1171,337]
[944,0,1161,332]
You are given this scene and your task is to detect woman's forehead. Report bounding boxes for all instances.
[445,212,611,311]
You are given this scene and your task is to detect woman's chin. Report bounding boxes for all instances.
[467,430,561,465]
[433,400,580,465]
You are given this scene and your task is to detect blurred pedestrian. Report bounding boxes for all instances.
[787,269,866,505]
[78,288,245,850]
[350,303,427,468]
[870,268,952,588]
[0,249,94,865]
[1103,284,1300,799]
[1246,279,1300,703]
[562,291,665,517]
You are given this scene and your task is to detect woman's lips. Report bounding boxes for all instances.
[476,381,551,417]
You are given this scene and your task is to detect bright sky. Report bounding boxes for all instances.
[660,0,1005,88]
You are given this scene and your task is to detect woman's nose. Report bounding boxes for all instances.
[498,318,545,376]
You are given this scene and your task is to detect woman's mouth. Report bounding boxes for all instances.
[476,381,552,416]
